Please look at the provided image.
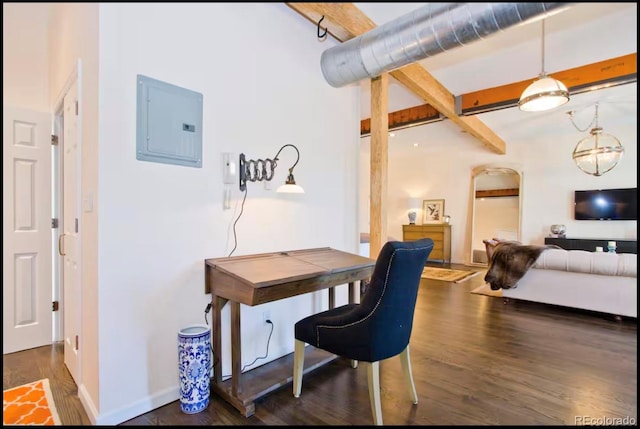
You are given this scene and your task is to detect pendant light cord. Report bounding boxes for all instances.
[567,102,598,133]
[541,20,546,76]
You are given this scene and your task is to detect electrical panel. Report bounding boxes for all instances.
[136,74,203,168]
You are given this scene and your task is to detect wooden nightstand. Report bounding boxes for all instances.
[402,224,451,264]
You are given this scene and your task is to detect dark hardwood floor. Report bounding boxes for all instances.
[4,264,637,425]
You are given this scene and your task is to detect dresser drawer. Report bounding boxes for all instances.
[404,231,444,242]
[402,223,451,263]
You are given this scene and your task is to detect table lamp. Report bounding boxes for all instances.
[407,198,421,224]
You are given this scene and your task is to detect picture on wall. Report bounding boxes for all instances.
[422,199,445,224]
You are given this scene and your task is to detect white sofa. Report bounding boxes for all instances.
[502,248,637,318]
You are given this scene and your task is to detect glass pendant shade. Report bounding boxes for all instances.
[572,128,624,177]
[518,75,570,112]
[518,20,569,112]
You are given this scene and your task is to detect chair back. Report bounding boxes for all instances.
[358,238,433,361]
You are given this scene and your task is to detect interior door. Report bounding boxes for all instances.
[2,105,52,354]
[61,80,81,383]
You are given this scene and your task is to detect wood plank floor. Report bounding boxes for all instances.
[3,265,637,426]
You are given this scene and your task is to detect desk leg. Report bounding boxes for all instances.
[348,281,355,304]
[328,288,335,309]
[212,295,224,385]
[230,301,242,397]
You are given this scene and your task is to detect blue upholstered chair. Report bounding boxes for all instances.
[292,238,434,426]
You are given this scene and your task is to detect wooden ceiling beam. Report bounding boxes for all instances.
[286,2,507,155]
[476,188,520,198]
[361,53,637,134]
[286,3,375,41]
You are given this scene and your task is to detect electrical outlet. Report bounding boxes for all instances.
[262,310,271,323]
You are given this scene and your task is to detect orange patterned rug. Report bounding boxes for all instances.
[3,378,61,425]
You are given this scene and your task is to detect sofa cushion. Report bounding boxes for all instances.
[532,248,637,278]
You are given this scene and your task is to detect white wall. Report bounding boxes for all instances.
[2,4,50,111]
[96,3,360,424]
[360,84,637,264]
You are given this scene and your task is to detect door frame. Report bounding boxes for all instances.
[51,59,83,382]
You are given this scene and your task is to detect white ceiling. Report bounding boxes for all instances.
[353,3,637,154]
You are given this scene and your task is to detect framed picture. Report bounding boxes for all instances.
[422,199,445,224]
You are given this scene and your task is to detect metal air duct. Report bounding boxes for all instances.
[320,3,570,88]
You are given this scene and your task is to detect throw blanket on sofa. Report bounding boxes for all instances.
[484,242,558,290]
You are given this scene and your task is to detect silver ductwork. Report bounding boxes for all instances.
[321,3,570,88]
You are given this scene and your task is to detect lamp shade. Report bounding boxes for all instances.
[407,198,421,210]
[277,183,305,193]
[518,75,569,112]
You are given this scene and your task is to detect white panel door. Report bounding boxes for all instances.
[3,105,52,354]
[62,80,81,384]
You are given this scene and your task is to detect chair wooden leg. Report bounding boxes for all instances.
[366,361,383,426]
[293,339,305,398]
[400,345,418,404]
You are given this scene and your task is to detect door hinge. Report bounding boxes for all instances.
[52,301,59,311]
[52,218,59,229]
[75,335,79,351]
[51,134,59,146]
[75,218,79,233]
[75,101,79,115]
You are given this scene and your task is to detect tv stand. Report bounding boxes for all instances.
[545,237,637,254]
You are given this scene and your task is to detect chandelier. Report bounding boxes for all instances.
[569,103,624,177]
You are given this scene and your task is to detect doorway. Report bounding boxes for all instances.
[3,64,82,387]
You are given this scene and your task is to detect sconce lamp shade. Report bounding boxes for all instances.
[572,128,624,176]
[277,182,305,193]
[518,75,569,112]
[276,170,304,193]
[277,184,305,193]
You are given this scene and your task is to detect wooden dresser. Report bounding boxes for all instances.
[402,224,451,264]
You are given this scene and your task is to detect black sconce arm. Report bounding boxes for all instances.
[239,144,301,191]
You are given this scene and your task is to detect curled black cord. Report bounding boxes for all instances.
[238,320,274,373]
[228,187,248,257]
[203,303,274,379]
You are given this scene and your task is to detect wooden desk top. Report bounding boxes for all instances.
[204,247,375,305]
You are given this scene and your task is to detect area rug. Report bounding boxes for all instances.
[421,267,482,283]
[471,283,503,298]
[3,378,61,425]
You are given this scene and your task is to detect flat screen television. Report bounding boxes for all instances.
[574,188,637,220]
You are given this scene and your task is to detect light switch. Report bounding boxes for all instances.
[83,193,94,212]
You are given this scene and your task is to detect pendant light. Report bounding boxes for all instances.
[570,103,624,177]
[518,20,570,112]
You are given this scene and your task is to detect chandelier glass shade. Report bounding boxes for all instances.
[572,128,624,177]
[570,103,624,177]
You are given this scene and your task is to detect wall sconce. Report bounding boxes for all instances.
[239,144,304,193]
[569,103,624,177]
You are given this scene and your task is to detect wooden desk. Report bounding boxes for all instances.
[204,247,376,417]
